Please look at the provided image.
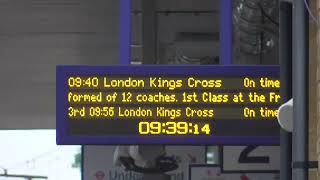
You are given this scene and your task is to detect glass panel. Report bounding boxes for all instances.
[0,130,81,180]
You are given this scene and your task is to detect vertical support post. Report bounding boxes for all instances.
[120,0,132,65]
[142,0,157,64]
[292,0,309,179]
[220,0,233,65]
[279,2,292,180]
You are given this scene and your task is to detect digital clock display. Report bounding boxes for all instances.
[56,65,280,145]
[138,122,210,135]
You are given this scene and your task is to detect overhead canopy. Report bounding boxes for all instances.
[0,0,120,129]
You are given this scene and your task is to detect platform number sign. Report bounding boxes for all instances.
[239,146,270,164]
[220,146,280,173]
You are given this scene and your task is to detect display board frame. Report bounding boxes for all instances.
[56,65,280,145]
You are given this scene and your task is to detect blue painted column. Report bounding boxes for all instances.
[120,0,132,65]
[220,0,233,65]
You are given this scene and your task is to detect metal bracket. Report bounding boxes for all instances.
[292,161,318,169]
[281,0,293,3]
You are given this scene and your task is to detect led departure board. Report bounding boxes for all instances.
[56,66,280,145]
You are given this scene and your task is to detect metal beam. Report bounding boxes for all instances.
[292,0,309,179]
[279,2,293,180]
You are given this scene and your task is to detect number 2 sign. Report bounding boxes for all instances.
[220,146,280,173]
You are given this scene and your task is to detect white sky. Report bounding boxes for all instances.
[0,130,81,180]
